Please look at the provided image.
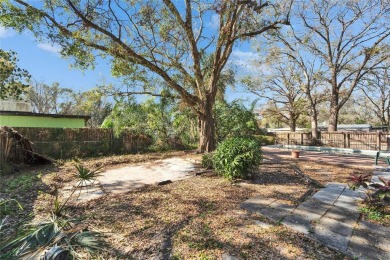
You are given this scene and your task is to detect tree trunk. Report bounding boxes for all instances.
[198,113,215,153]
[198,104,216,153]
[289,118,296,132]
[311,112,319,139]
[328,107,338,131]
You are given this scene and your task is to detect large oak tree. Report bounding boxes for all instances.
[244,63,306,132]
[0,0,290,152]
[291,0,390,131]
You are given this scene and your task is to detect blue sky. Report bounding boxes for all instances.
[0,26,118,92]
[0,24,259,102]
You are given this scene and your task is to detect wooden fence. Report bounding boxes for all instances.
[274,131,390,151]
[10,127,153,159]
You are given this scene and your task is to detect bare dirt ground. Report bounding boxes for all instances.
[0,150,379,259]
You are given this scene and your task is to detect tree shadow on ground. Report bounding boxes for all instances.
[0,163,55,247]
[67,170,342,259]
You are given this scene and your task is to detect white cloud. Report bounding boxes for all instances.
[229,50,271,74]
[0,26,15,38]
[207,14,220,30]
[37,43,62,54]
[230,50,259,70]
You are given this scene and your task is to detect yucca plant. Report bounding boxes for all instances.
[54,164,103,217]
[1,214,107,259]
[0,164,108,259]
[74,164,102,188]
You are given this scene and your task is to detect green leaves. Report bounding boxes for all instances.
[74,164,102,188]
[212,136,262,181]
[1,215,107,259]
[347,174,390,220]
[0,49,30,100]
[214,99,262,142]
[0,164,108,259]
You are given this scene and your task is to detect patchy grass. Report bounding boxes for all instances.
[1,150,370,258]
[0,168,52,244]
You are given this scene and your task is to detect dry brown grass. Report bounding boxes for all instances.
[2,151,371,259]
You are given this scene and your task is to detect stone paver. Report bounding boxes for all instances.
[241,168,390,259]
[257,202,295,222]
[254,220,272,229]
[222,253,239,260]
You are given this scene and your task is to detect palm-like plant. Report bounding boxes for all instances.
[74,164,102,188]
[1,214,107,259]
[0,164,108,259]
[54,164,103,216]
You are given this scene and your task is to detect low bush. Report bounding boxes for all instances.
[201,153,214,169]
[212,136,262,180]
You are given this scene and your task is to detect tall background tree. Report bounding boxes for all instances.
[243,63,306,132]
[360,67,390,127]
[0,0,291,152]
[27,80,112,127]
[27,80,73,114]
[262,33,327,138]
[290,0,390,131]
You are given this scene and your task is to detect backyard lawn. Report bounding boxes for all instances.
[0,151,379,259]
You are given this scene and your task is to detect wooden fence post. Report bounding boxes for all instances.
[287,133,290,145]
[377,132,381,150]
[301,133,304,145]
[343,133,347,148]
[347,133,350,148]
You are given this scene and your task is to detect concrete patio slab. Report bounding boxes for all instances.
[63,157,197,202]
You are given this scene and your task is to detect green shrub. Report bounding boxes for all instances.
[212,136,262,180]
[201,153,214,169]
[254,135,275,145]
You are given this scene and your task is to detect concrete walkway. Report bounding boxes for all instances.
[241,168,390,259]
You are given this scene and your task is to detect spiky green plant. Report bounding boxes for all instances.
[0,164,107,259]
[1,214,107,259]
[55,164,103,216]
[74,164,102,187]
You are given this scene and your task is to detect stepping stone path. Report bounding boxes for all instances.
[241,167,390,259]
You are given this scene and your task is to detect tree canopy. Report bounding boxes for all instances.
[0,49,30,100]
[0,0,291,151]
